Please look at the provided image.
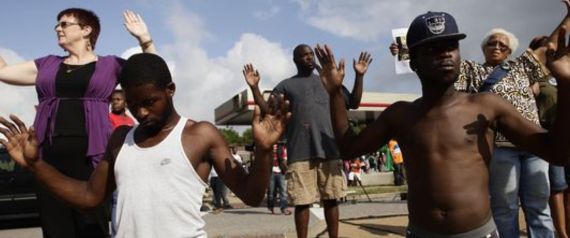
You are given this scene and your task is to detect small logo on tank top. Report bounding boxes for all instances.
[160,158,172,166]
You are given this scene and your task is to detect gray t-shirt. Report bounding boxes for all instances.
[273,74,349,163]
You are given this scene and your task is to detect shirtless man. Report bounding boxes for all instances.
[315,12,570,237]
[0,53,290,238]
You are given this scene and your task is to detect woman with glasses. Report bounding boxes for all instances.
[457,28,555,238]
[0,8,155,238]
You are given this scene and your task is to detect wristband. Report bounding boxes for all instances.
[140,39,153,49]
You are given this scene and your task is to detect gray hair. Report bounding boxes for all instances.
[480,28,519,54]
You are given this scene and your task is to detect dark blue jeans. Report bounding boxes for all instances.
[210,177,230,208]
[267,173,288,210]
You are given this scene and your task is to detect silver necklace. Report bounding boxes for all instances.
[65,64,89,73]
[63,55,97,73]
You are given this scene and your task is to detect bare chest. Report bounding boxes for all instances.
[395,106,493,157]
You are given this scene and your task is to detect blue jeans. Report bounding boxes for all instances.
[210,177,230,208]
[489,147,554,238]
[549,165,568,192]
[267,173,288,210]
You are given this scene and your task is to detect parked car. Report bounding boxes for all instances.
[0,146,39,223]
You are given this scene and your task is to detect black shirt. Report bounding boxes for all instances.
[52,62,96,137]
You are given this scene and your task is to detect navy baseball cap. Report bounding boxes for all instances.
[406,11,466,50]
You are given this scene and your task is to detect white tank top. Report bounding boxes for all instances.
[113,117,208,238]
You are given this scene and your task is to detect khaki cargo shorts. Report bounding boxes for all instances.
[286,159,347,206]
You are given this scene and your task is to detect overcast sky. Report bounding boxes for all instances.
[0,0,565,130]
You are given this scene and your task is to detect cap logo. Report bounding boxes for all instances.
[426,14,446,34]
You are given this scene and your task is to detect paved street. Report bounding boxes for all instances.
[0,193,531,237]
[0,193,407,238]
[204,194,408,237]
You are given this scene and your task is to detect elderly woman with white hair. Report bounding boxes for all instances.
[455,26,555,238]
[478,28,519,66]
[456,11,570,236]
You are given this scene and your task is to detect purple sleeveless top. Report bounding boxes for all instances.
[33,55,125,166]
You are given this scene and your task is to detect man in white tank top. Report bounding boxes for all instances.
[0,53,290,238]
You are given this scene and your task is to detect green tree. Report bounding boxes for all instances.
[242,128,253,145]
[219,127,241,144]
[349,120,367,134]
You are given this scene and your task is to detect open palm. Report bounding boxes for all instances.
[315,44,344,94]
[0,115,39,169]
[353,51,373,75]
[123,10,151,40]
[242,64,261,88]
[252,95,290,150]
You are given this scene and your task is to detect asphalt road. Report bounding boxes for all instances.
[0,193,408,238]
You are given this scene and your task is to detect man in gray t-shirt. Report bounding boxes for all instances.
[243,44,372,238]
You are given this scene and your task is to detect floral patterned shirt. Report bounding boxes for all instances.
[454,50,549,146]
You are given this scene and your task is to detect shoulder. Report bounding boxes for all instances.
[182,119,221,139]
[99,55,125,62]
[109,125,132,146]
[387,100,417,113]
[274,77,295,88]
[98,55,126,67]
[507,50,539,68]
[273,78,297,95]
[184,119,211,131]
[378,100,417,125]
[34,55,63,68]
[514,50,535,62]
[181,120,227,154]
[468,91,502,103]
[283,75,306,84]
[505,58,518,67]
[460,59,483,70]
[465,92,510,115]
[106,125,133,162]
[461,59,476,66]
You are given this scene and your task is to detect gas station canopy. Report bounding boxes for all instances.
[214,89,419,126]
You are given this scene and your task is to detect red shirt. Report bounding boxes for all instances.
[350,160,362,173]
[109,112,135,129]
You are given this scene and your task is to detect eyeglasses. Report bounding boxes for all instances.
[485,41,510,52]
[54,21,82,30]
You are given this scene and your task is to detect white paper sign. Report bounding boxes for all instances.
[391,28,413,75]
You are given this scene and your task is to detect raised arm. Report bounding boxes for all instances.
[208,95,289,206]
[542,26,570,164]
[0,56,38,86]
[0,115,120,209]
[530,0,570,64]
[123,10,156,54]
[315,44,392,159]
[242,63,270,114]
[348,51,373,109]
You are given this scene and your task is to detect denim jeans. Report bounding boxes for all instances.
[549,165,568,192]
[210,177,230,208]
[267,173,288,210]
[393,163,405,186]
[489,147,554,238]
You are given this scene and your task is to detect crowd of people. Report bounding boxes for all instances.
[343,139,407,187]
[1,2,570,238]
